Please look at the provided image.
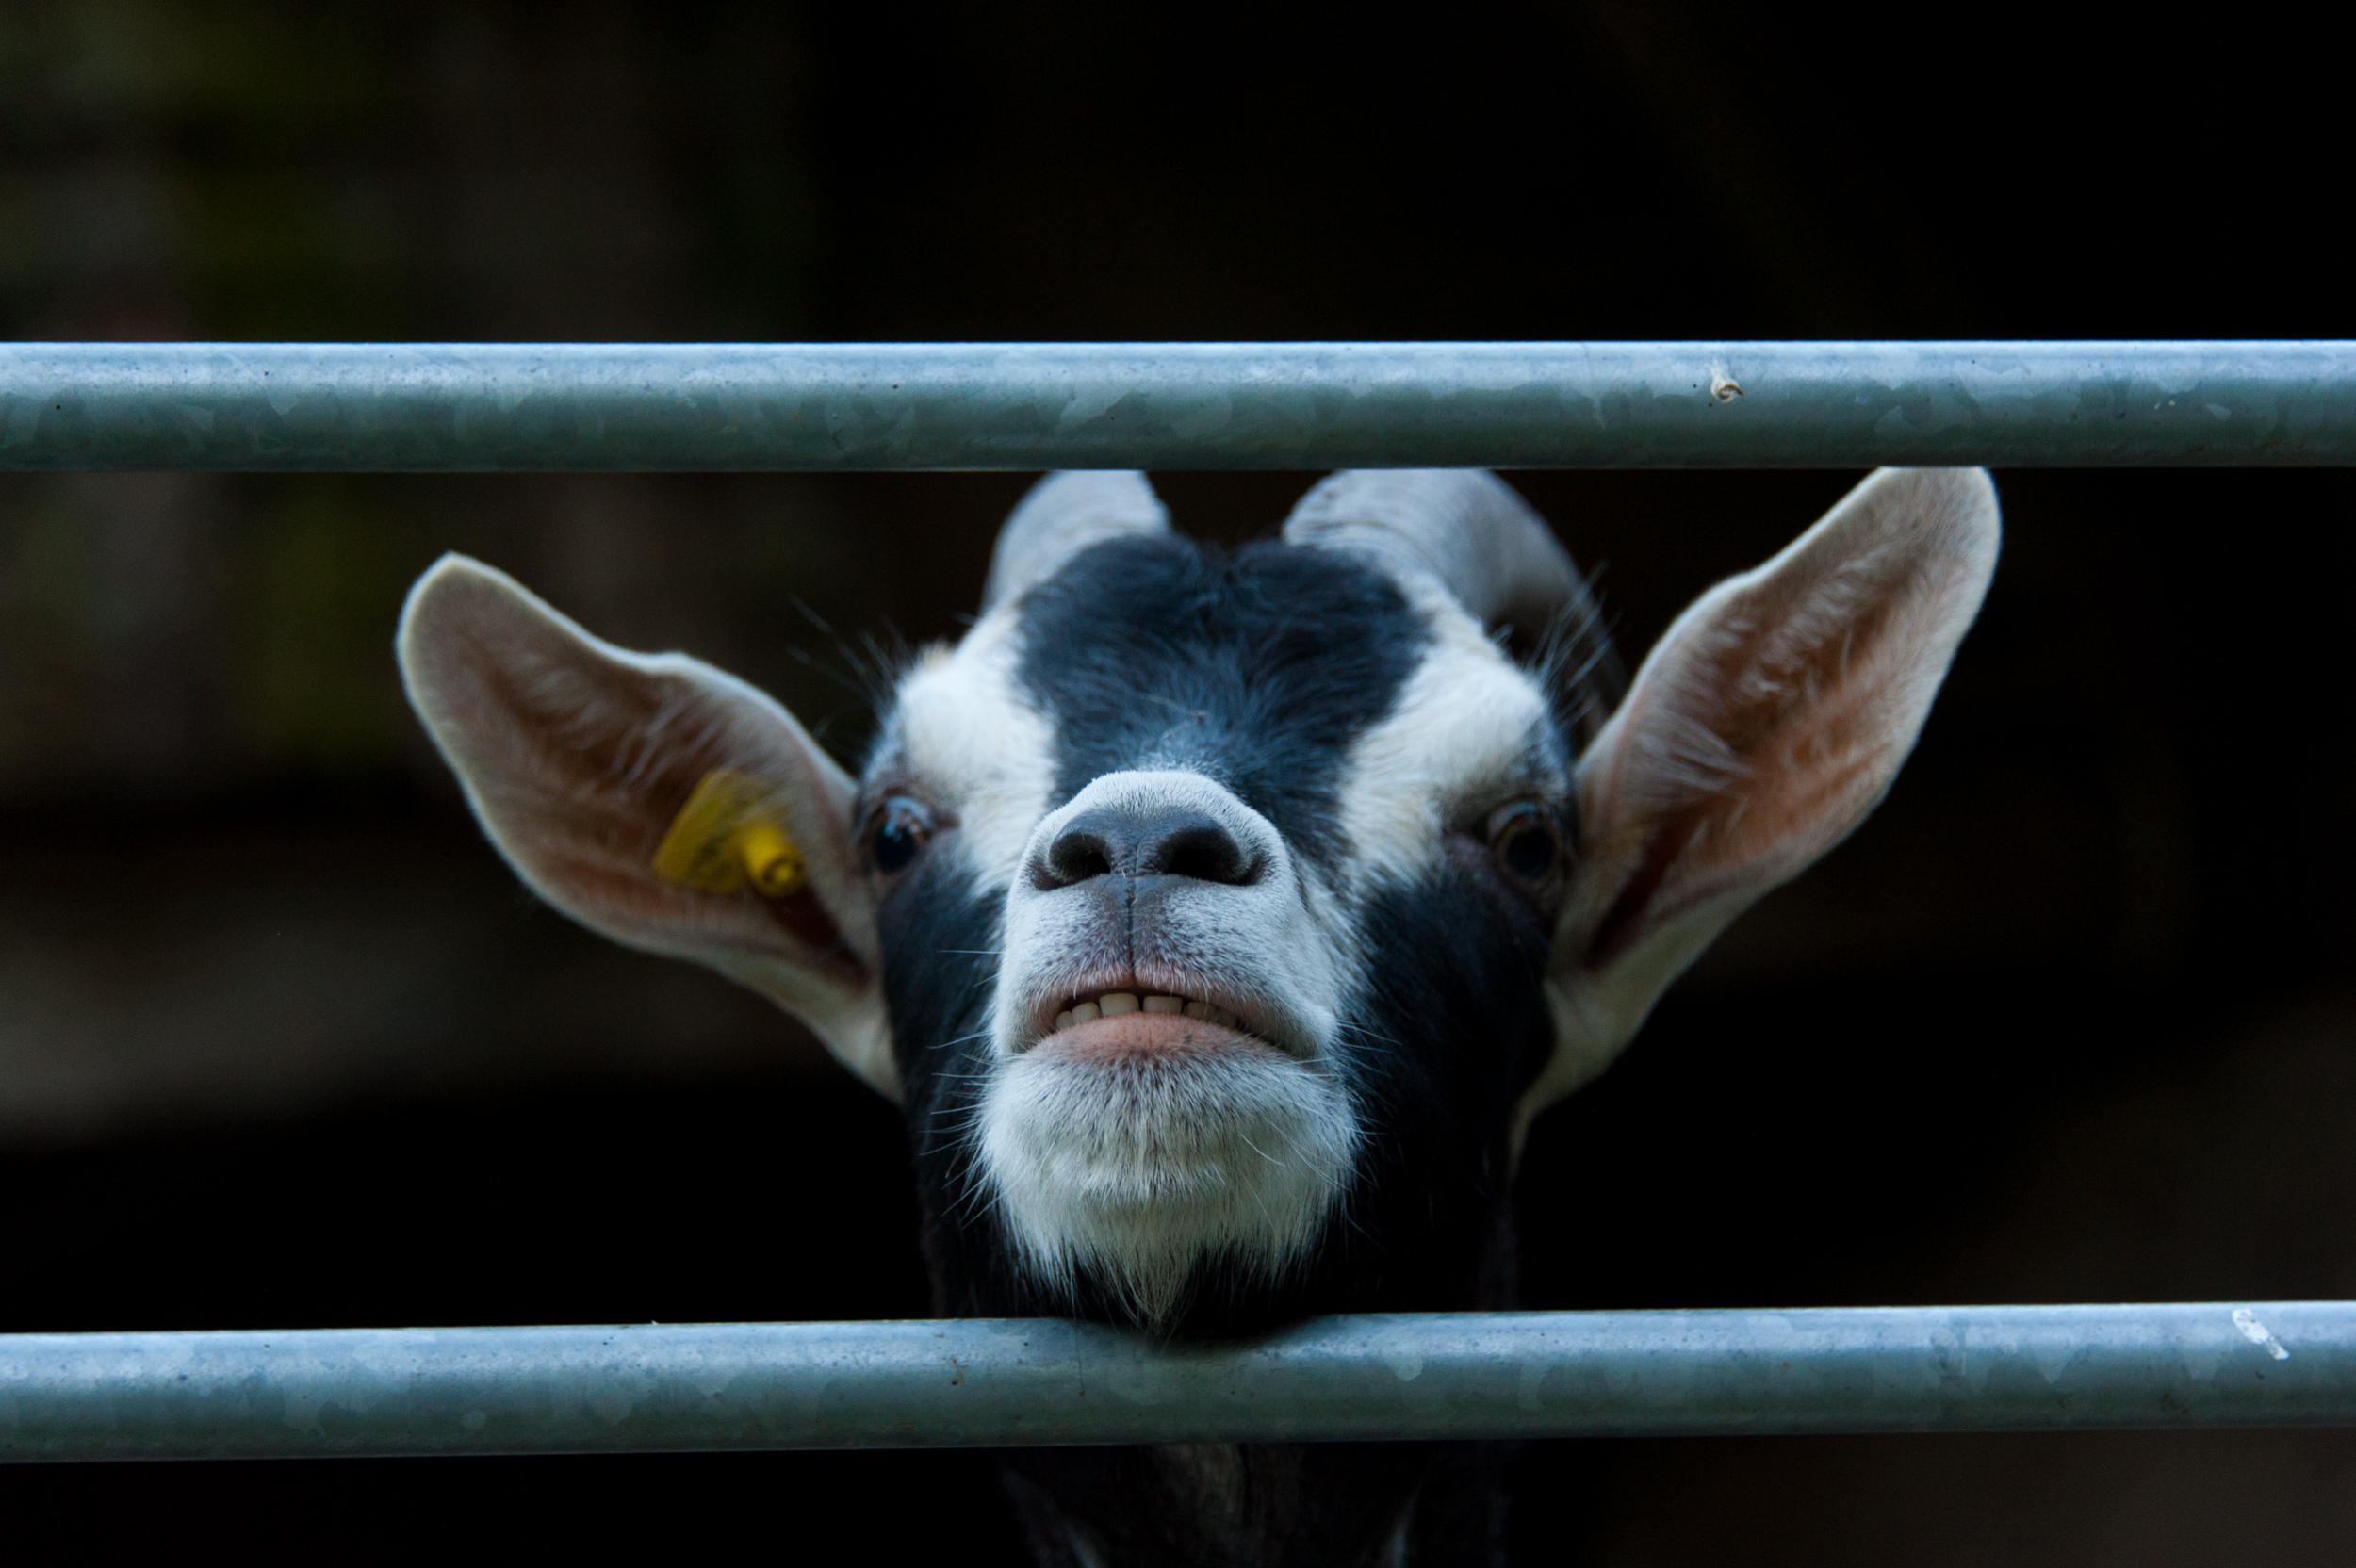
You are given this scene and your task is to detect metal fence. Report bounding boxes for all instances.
[3,340,2351,471]
[4,1305,2353,1462]
[3,339,2352,1464]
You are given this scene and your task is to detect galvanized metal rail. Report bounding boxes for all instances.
[2,341,2351,471]
[5,343,2348,1461]
[3,1304,2347,1462]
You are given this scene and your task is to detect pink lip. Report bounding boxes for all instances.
[1025,1011,1279,1064]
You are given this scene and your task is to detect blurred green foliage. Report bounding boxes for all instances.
[0,1,871,804]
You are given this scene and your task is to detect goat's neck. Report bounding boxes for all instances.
[1005,1439,1506,1568]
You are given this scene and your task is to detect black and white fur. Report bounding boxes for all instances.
[396,467,2001,1566]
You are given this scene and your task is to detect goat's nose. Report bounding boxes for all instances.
[1037,804,1265,890]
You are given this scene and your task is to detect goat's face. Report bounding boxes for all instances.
[396,468,1999,1333]
[873,506,1579,1323]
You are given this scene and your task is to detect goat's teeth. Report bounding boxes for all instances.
[1055,993,1245,1032]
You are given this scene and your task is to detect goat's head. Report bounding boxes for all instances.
[397,468,1998,1333]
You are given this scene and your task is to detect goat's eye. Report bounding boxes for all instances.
[867,795,935,874]
[1485,801,1561,887]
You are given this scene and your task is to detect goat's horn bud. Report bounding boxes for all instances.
[1280,469,1589,640]
[982,470,1170,611]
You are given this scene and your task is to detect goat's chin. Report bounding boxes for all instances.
[975,1031,1359,1329]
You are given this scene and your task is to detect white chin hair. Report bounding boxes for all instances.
[975,1044,1360,1328]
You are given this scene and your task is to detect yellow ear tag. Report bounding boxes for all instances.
[651,770,808,897]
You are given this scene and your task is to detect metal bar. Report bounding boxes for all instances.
[3,1303,2347,1462]
[1,342,2350,472]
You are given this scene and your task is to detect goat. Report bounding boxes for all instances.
[395,466,1999,1567]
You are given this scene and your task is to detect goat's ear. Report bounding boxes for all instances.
[396,555,898,1101]
[1525,468,2000,1120]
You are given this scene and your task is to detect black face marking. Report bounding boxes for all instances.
[875,525,1595,1303]
[876,532,1580,1329]
[880,826,1556,1560]
[873,838,1026,1314]
[976,855,1554,1559]
[873,528,1598,1565]
[883,843,1555,1322]
[1012,534,1432,866]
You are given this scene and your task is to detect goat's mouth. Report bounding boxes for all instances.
[1054,988,1246,1034]
[1017,975,1301,1059]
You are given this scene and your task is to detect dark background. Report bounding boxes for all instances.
[3,2,2352,1561]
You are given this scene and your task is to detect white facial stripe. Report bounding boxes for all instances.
[887,609,1055,887]
[1337,598,1556,887]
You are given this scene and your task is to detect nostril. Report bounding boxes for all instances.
[1038,828,1115,890]
[1154,823,1261,886]
[1034,803,1268,890]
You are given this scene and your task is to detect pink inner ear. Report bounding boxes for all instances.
[1694,592,1909,867]
[1590,621,1915,962]
[1579,471,1999,969]
[401,554,898,1099]
[494,667,866,985]
[417,567,867,984]
[761,890,859,983]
